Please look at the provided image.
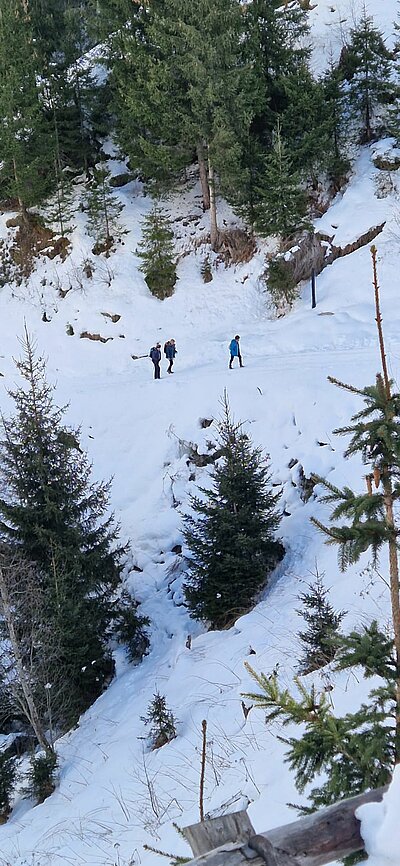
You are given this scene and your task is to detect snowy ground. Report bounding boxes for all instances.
[0,2,400,865]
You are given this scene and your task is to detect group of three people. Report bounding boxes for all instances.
[148,335,243,379]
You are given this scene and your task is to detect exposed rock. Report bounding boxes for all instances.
[102,312,121,323]
[109,172,134,188]
[80,331,113,344]
[373,154,400,171]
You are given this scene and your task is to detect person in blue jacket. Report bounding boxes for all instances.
[149,342,162,379]
[229,335,243,368]
[164,338,177,374]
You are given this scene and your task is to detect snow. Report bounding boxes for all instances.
[358,768,400,866]
[0,1,399,864]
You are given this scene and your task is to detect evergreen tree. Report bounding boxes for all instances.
[0,752,17,822]
[112,0,255,249]
[297,569,346,674]
[142,693,177,750]
[244,621,395,812]
[137,205,177,300]
[320,61,350,185]
[183,395,284,629]
[25,751,58,804]
[84,167,124,253]
[0,331,125,726]
[252,120,308,238]
[245,0,310,145]
[342,10,393,142]
[0,0,55,216]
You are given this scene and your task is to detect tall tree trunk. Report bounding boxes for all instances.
[371,245,400,759]
[0,565,53,755]
[12,157,28,225]
[382,476,400,761]
[208,156,219,251]
[197,142,210,211]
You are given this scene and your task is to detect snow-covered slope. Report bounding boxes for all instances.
[1,2,400,864]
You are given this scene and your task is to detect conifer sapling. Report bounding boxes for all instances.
[142,693,177,750]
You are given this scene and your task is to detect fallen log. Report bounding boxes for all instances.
[183,785,388,866]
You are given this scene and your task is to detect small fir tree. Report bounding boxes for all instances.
[0,752,17,822]
[342,10,393,142]
[297,569,346,674]
[84,167,124,253]
[137,205,177,300]
[26,751,58,804]
[253,121,307,238]
[114,590,150,663]
[142,693,177,750]
[183,394,285,629]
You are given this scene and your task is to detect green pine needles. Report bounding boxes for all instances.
[244,625,395,811]
[142,693,177,750]
[137,204,177,300]
[0,752,17,822]
[297,569,346,674]
[183,394,285,629]
[0,330,125,728]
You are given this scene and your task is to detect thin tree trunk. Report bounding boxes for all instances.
[12,157,28,225]
[382,476,400,760]
[197,142,210,211]
[0,566,53,754]
[208,156,219,251]
[371,245,400,758]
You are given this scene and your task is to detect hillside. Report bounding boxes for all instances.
[0,1,400,864]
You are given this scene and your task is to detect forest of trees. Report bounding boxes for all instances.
[0,0,398,253]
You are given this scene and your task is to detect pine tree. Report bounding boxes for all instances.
[137,205,177,300]
[252,120,308,238]
[0,331,125,726]
[297,569,346,674]
[25,751,58,804]
[0,0,55,216]
[183,394,284,629]
[343,10,393,142]
[142,693,177,750]
[245,0,310,144]
[84,167,124,253]
[244,622,395,811]
[0,752,17,822]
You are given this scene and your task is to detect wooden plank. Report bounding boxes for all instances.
[187,841,264,866]
[250,785,388,866]
[184,811,255,857]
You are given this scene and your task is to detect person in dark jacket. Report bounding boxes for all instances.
[164,338,177,373]
[229,335,243,368]
[149,342,162,379]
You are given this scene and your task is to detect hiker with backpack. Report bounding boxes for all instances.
[149,343,162,379]
[164,338,177,374]
[229,335,243,368]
